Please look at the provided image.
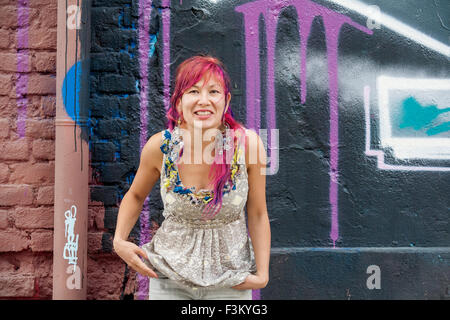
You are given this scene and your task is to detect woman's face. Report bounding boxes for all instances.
[176,75,231,131]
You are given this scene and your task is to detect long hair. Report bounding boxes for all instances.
[166,54,246,219]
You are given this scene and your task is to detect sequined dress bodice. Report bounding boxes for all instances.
[141,128,256,289]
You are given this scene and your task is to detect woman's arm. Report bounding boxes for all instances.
[233,129,271,289]
[113,131,163,278]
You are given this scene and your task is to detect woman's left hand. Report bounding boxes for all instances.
[231,273,268,290]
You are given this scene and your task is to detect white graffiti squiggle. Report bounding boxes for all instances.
[63,205,79,273]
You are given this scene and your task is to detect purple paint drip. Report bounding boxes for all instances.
[137,0,153,300]
[16,0,30,138]
[162,0,171,111]
[235,0,372,251]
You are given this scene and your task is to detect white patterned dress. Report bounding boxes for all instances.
[142,127,256,289]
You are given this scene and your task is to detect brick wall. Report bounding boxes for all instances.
[0,0,56,299]
[87,0,142,300]
[0,0,142,300]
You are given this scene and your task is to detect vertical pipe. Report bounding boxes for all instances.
[53,0,91,300]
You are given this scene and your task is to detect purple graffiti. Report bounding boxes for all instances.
[16,0,30,138]
[162,0,171,112]
[235,0,373,247]
[137,0,173,301]
[137,0,153,300]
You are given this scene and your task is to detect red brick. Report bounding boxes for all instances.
[30,230,53,252]
[29,0,58,8]
[36,186,54,205]
[27,7,42,30]
[36,274,52,299]
[0,252,35,273]
[0,97,16,118]
[0,118,10,138]
[31,52,56,73]
[31,253,53,298]
[0,6,17,29]
[40,5,57,29]
[0,209,9,229]
[88,206,105,230]
[0,185,33,206]
[27,74,56,95]
[0,139,29,160]
[40,96,56,117]
[32,139,55,160]
[88,232,103,253]
[14,206,53,229]
[0,273,35,297]
[0,73,13,96]
[28,28,56,50]
[0,52,19,72]
[0,229,29,252]
[0,29,12,49]
[0,163,10,183]
[9,162,55,184]
[87,255,125,299]
[25,119,55,139]
[0,0,17,6]
[22,96,41,118]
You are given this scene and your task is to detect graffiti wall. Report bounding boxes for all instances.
[0,0,448,299]
[89,0,449,299]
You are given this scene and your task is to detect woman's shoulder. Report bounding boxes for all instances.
[136,131,165,176]
[241,128,266,169]
[141,131,165,160]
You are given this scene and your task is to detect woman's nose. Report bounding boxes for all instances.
[198,91,210,104]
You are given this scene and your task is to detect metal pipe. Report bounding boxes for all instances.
[53,0,91,300]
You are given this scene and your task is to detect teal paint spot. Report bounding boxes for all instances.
[399,96,450,135]
[149,33,158,58]
[426,121,450,136]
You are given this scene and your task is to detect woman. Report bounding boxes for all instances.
[113,55,271,300]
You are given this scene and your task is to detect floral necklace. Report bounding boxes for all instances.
[160,126,242,206]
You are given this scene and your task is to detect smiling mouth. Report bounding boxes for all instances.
[193,111,213,116]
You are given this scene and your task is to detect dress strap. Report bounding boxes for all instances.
[236,128,247,165]
[160,129,172,155]
[159,129,170,179]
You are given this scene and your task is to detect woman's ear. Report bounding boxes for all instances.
[176,98,182,115]
[225,92,231,113]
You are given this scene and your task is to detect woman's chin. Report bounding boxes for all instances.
[191,119,221,130]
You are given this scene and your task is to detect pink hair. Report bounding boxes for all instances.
[166,54,246,219]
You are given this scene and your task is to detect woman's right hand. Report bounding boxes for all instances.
[113,239,159,278]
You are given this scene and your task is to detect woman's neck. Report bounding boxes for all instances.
[177,123,227,165]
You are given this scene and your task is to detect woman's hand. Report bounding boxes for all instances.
[113,239,159,278]
[231,273,268,290]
